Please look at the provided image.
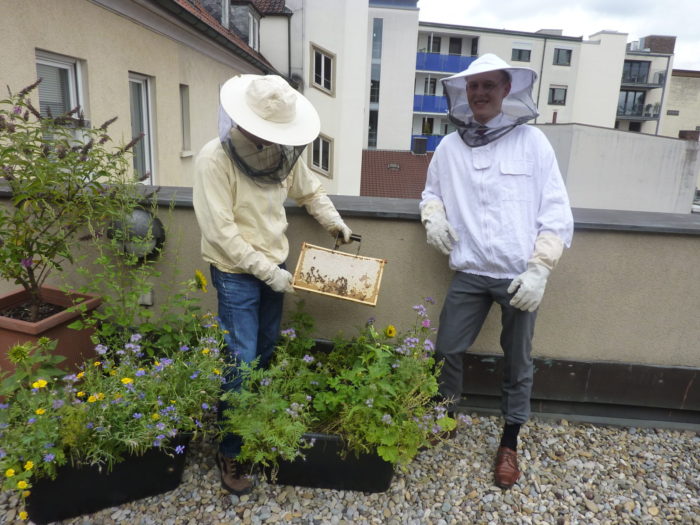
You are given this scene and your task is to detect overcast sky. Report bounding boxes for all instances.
[417,0,700,70]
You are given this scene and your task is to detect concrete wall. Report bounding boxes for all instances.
[1,0,267,187]
[368,4,420,151]
[537,123,699,213]
[4,194,699,370]
[661,71,700,149]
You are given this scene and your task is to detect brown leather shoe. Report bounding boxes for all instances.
[216,452,254,495]
[494,446,520,489]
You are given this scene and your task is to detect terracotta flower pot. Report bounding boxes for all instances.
[0,286,101,373]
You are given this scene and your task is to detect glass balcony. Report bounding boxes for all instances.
[415,52,475,74]
[411,134,445,152]
[413,94,448,114]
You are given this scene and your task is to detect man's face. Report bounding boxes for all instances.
[466,70,511,124]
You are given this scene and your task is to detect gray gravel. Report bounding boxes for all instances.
[2,414,699,524]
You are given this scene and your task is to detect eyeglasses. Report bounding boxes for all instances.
[466,80,504,93]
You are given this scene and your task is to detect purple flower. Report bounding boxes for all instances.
[175,445,186,454]
[13,106,22,115]
[365,398,374,408]
[190,371,200,379]
[43,453,56,463]
[201,403,210,410]
[133,412,143,419]
[21,258,33,268]
[0,403,8,410]
[86,422,94,429]
[95,344,108,355]
[412,304,428,317]
[28,417,36,424]
[381,414,393,425]
[135,369,146,377]
[0,449,5,458]
[260,377,271,386]
[179,345,190,352]
[281,328,296,339]
[302,355,314,364]
[52,399,65,409]
[130,333,143,343]
[421,319,431,328]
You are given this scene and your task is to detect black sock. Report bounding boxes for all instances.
[499,423,521,451]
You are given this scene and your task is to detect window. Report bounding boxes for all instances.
[449,37,462,55]
[179,84,191,154]
[35,51,82,119]
[368,110,378,148]
[311,134,332,177]
[666,110,679,116]
[553,48,572,66]
[422,117,434,135]
[428,36,441,53]
[201,0,229,27]
[622,60,650,83]
[372,18,383,60]
[618,90,645,116]
[511,48,531,62]
[311,44,334,95]
[548,86,567,105]
[129,73,154,184]
[424,77,437,96]
[248,11,259,51]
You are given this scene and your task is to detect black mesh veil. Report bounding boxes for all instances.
[218,105,306,184]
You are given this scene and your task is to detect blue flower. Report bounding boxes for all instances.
[43,453,56,462]
[133,412,143,419]
[175,445,186,454]
[95,344,108,355]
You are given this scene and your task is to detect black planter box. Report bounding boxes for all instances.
[26,434,191,524]
[266,432,394,493]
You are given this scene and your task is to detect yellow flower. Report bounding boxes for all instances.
[110,369,117,376]
[76,372,85,379]
[21,490,30,498]
[121,377,133,385]
[17,480,28,489]
[31,378,48,389]
[5,469,15,477]
[35,408,45,415]
[151,413,160,421]
[24,461,33,471]
[77,391,86,398]
[194,269,208,293]
[213,368,221,375]
[96,392,105,400]
[223,330,230,334]
[201,348,210,355]
[19,511,28,521]
[87,395,97,403]
[384,325,397,338]
[93,361,101,367]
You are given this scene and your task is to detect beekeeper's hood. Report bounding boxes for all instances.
[217,74,320,183]
[442,53,539,146]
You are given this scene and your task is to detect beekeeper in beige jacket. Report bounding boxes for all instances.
[193,74,351,495]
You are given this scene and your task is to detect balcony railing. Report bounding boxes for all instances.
[415,52,475,74]
[413,94,448,114]
[411,134,444,152]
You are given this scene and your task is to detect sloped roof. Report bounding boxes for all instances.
[253,0,291,15]
[360,150,433,199]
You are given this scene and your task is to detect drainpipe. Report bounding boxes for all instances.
[535,36,547,123]
[287,14,291,78]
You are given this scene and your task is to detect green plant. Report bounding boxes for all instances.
[0,312,228,514]
[0,80,138,322]
[223,298,463,471]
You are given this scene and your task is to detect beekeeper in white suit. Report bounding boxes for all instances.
[420,54,573,489]
[193,74,351,495]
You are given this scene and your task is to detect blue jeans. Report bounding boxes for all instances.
[210,264,285,458]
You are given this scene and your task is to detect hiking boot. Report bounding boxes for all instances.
[216,452,254,495]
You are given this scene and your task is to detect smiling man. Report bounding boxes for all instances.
[420,54,574,489]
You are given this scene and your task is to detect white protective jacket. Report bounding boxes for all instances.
[193,137,344,283]
[421,124,573,279]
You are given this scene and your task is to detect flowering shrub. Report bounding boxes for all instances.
[0,80,139,322]
[0,313,228,507]
[223,298,461,471]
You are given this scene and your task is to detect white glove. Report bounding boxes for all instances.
[423,210,458,256]
[264,267,295,293]
[507,263,550,312]
[330,221,352,244]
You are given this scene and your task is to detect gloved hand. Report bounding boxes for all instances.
[330,221,352,244]
[507,263,550,312]
[264,267,295,293]
[423,208,458,256]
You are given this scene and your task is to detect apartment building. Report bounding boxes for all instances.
[409,23,629,152]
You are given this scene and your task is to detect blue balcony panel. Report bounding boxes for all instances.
[413,94,448,114]
[412,134,445,152]
[416,52,476,74]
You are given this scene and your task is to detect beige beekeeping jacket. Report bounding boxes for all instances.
[193,136,343,283]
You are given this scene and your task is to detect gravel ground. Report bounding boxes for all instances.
[2,414,698,525]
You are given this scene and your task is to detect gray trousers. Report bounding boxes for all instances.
[436,272,538,424]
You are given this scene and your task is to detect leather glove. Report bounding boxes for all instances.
[264,267,295,294]
[330,221,352,244]
[423,208,458,256]
[507,263,550,312]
